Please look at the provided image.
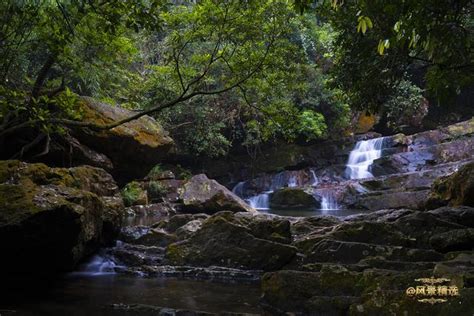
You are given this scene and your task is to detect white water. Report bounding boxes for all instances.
[247,192,270,210]
[232,181,246,198]
[240,171,305,210]
[270,172,287,190]
[320,190,339,211]
[288,175,297,188]
[310,169,319,186]
[346,137,385,180]
[74,255,118,276]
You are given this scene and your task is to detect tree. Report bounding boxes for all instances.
[294,0,474,110]
[2,0,347,160]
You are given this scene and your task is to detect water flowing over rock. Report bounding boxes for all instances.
[233,118,474,213]
[345,137,386,179]
[319,189,339,211]
[0,160,124,274]
[248,192,270,210]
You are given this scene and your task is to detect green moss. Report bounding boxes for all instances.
[427,162,474,208]
[0,184,39,224]
[147,181,168,201]
[165,243,186,265]
[121,181,147,206]
[147,164,163,178]
[175,164,192,180]
[0,160,21,183]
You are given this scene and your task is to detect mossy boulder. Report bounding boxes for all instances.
[70,97,174,183]
[426,162,474,209]
[179,174,255,214]
[0,160,124,274]
[270,188,319,209]
[121,181,148,206]
[164,212,296,270]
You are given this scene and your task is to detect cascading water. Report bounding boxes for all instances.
[320,190,339,211]
[73,255,118,276]
[72,241,125,276]
[346,137,385,180]
[238,171,305,210]
[247,193,270,210]
[310,169,319,186]
[270,172,287,190]
[288,175,297,188]
[232,181,246,197]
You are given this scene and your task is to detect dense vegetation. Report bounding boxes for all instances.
[1,0,472,159]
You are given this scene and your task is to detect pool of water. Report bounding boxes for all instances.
[261,208,365,217]
[1,274,262,315]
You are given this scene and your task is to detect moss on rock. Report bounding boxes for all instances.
[426,162,474,209]
[121,181,148,207]
[0,160,124,274]
[270,188,319,209]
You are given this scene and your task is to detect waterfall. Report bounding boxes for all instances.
[320,190,339,211]
[232,181,246,198]
[247,192,270,210]
[73,255,118,276]
[310,169,319,186]
[288,175,297,188]
[346,137,385,180]
[270,172,287,190]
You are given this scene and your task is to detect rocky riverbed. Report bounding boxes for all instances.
[1,100,473,315]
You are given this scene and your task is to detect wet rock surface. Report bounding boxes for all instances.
[223,118,474,212]
[270,188,319,209]
[95,201,474,315]
[0,160,124,274]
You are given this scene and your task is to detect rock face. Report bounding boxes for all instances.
[426,161,474,209]
[0,160,124,274]
[96,202,474,314]
[179,174,255,214]
[164,212,296,271]
[260,206,474,315]
[70,97,174,183]
[230,118,474,212]
[270,188,319,209]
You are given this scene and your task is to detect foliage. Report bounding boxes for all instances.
[174,165,193,180]
[383,80,427,132]
[0,0,166,156]
[1,0,351,160]
[147,164,164,178]
[121,181,146,207]
[294,0,474,110]
[147,4,350,157]
[147,181,168,201]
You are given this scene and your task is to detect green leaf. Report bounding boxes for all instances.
[377,40,385,55]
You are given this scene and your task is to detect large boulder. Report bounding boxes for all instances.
[179,174,255,214]
[270,188,319,209]
[0,160,124,274]
[426,161,474,209]
[70,97,174,183]
[164,212,296,271]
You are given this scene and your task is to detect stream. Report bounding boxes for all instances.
[2,274,261,315]
[2,137,385,315]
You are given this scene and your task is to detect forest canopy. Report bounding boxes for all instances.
[1,0,472,159]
